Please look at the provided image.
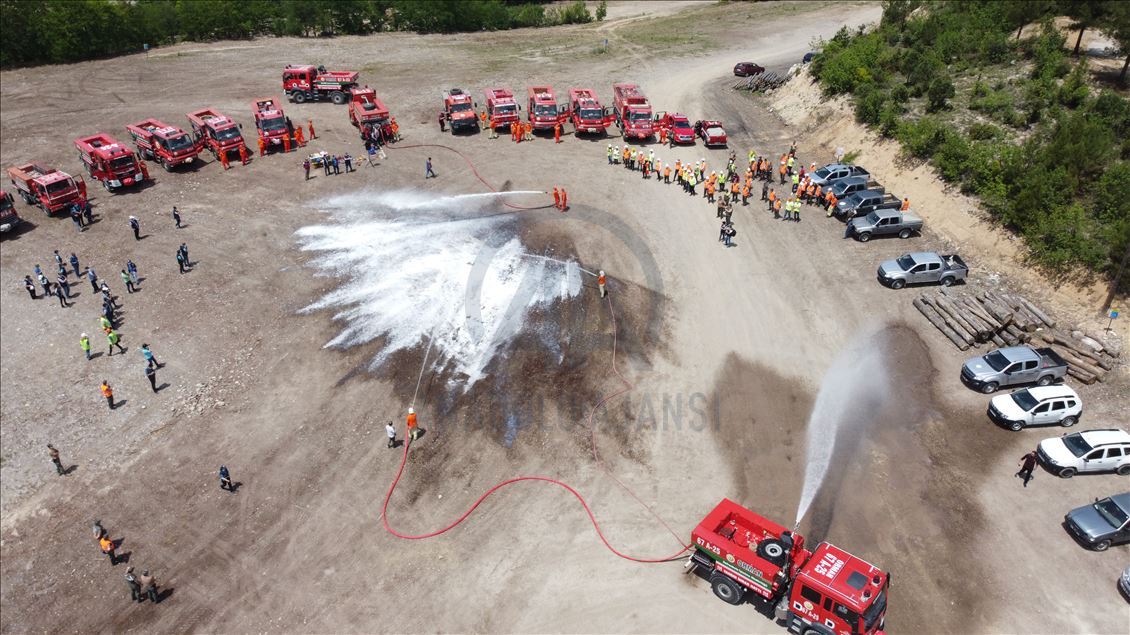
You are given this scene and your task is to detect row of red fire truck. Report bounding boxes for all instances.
[441,84,652,139]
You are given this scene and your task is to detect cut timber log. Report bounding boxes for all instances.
[934,295,988,342]
[977,293,1014,327]
[960,296,1000,330]
[1067,366,1098,385]
[921,295,976,346]
[1051,346,1107,382]
[914,297,969,350]
[1014,294,1055,328]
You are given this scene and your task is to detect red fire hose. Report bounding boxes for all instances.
[382,293,691,563]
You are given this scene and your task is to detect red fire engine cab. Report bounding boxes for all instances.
[6,163,87,215]
[483,87,520,130]
[125,118,200,170]
[251,97,293,152]
[689,499,889,635]
[74,134,149,192]
[527,85,562,131]
[568,88,612,136]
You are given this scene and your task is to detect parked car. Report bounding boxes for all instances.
[694,120,727,147]
[847,209,923,242]
[1039,429,1130,478]
[988,386,1081,430]
[877,252,968,289]
[835,189,901,220]
[809,163,869,186]
[961,345,1069,393]
[825,175,878,199]
[1119,566,1130,602]
[733,62,765,77]
[803,51,820,63]
[1063,493,1130,551]
[655,112,694,144]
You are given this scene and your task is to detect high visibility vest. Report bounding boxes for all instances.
[598,275,606,286]
[769,191,776,202]
[792,174,799,186]
[100,537,113,552]
[406,413,418,429]
[787,157,795,168]
[101,384,112,398]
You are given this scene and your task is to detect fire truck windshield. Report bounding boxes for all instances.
[215,127,242,141]
[494,104,517,114]
[629,111,651,121]
[580,108,602,120]
[110,156,136,171]
[261,117,287,132]
[534,104,556,116]
[449,102,473,113]
[45,180,74,196]
[862,589,886,631]
[165,135,194,152]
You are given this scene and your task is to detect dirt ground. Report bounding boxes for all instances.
[2,1,1128,633]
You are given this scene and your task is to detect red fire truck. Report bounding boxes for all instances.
[125,118,200,170]
[347,86,390,130]
[186,108,245,161]
[442,88,479,133]
[568,88,612,136]
[688,499,889,635]
[527,85,562,131]
[251,97,293,152]
[282,64,360,105]
[7,163,87,214]
[74,134,149,192]
[483,87,520,131]
[0,190,20,233]
[612,83,655,141]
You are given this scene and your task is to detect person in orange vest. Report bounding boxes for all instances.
[294,126,306,146]
[729,180,740,205]
[406,407,419,442]
[524,122,534,142]
[814,184,823,206]
[239,143,250,165]
[663,164,671,184]
[773,196,783,219]
[597,270,607,298]
[100,380,114,410]
[510,121,518,142]
[100,534,117,565]
[283,134,291,153]
[826,192,838,216]
[767,188,777,212]
[901,197,910,211]
[553,187,561,209]
[778,160,787,184]
[219,149,230,170]
[741,181,751,205]
[257,137,266,157]
[554,122,562,144]
[559,188,567,211]
[479,111,488,130]
[308,119,316,139]
[705,180,715,204]
[659,126,668,145]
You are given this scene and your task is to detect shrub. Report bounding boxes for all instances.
[967,122,1002,140]
[926,77,955,112]
[854,85,888,125]
[897,117,948,159]
[932,131,971,182]
[596,0,607,22]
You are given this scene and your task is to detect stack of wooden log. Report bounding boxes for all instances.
[912,287,1119,384]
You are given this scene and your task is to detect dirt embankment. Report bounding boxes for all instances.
[768,68,1127,337]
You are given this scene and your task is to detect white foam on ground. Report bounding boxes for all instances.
[296,189,581,388]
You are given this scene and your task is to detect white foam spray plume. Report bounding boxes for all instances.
[296,189,582,389]
[795,328,891,527]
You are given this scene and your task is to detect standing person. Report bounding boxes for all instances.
[107,330,125,356]
[83,200,94,225]
[125,567,142,603]
[597,270,607,298]
[129,216,140,240]
[219,465,233,492]
[386,421,397,449]
[1016,449,1038,487]
[48,444,64,475]
[56,272,71,298]
[54,250,65,275]
[559,188,567,211]
[554,122,562,144]
[343,153,353,172]
[38,272,52,297]
[552,187,561,210]
[54,284,69,308]
[100,534,117,565]
[88,268,99,292]
[406,407,420,442]
[331,155,340,175]
[295,125,306,146]
[120,270,135,294]
[179,243,189,267]
[93,519,105,540]
[24,275,37,299]
[438,110,446,132]
[145,364,158,393]
[176,249,187,274]
[69,253,81,277]
[257,136,266,157]
[127,260,139,286]
[80,333,91,360]
[140,343,160,369]
[139,570,159,603]
[70,207,84,232]
[425,157,436,179]
[303,158,311,180]
[761,181,769,201]
[172,206,182,228]
[308,119,316,140]
[323,154,332,176]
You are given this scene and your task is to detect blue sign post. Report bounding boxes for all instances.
[1107,308,1119,330]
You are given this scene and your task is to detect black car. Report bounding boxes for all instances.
[803,51,820,64]
[733,62,765,77]
[1064,493,1130,551]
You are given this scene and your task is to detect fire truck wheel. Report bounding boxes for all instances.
[756,539,788,566]
[709,574,745,605]
[292,91,307,104]
[330,91,347,105]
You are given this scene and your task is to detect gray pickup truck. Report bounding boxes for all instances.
[961,345,1069,393]
[847,208,923,241]
[826,176,879,201]
[835,189,902,220]
[809,163,869,186]
[877,252,967,289]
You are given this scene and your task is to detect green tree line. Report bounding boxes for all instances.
[811,0,1130,279]
[0,0,602,68]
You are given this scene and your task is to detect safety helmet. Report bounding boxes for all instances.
[408,407,415,414]
[599,270,605,276]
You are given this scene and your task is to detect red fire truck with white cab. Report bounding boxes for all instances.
[483,87,520,131]
[186,108,245,161]
[74,134,149,192]
[688,499,889,635]
[7,163,87,214]
[568,88,612,136]
[612,83,655,141]
[125,118,200,170]
[252,97,293,152]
